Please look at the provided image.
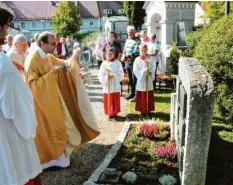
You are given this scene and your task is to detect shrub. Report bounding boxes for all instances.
[167,42,180,75]
[73,31,101,47]
[139,123,159,138]
[156,123,170,139]
[167,25,208,75]
[218,130,233,143]
[129,135,140,144]
[194,14,233,121]
[159,174,177,185]
[186,26,208,57]
[157,130,170,139]
[154,144,176,162]
[122,171,137,183]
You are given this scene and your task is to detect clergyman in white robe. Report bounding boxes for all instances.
[0,51,42,185]
[7,46,26,80]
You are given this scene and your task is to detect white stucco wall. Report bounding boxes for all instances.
[143,1,196,72]
[195,3,210,26]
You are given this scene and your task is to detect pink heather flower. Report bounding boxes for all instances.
[154,144,176,160]
[139,123,159,138]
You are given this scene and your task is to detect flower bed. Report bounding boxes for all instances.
[97,120,180,185]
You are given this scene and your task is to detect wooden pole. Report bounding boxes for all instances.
[108,71,111,120]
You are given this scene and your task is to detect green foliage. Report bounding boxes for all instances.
[218,130,233,143]
[157,130,169,139]
[73,32,90,41]
[129,135,140,145]
[156,123,170,139]
[159,174,177,185]
[167,43,180,75]
[194,15,233,121]
[51,2,82,37]
[186,26,208,57]
[123,1,146,30]
[80,31,101,46]
[201,2,233,22]
[139,143,148,152]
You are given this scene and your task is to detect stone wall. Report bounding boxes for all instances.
[170,57,214,185]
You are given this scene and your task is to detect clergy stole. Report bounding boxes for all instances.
[25,51,100,164]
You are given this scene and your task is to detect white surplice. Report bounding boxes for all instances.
[3,44,12,53]
[29,42,38,55]
[7,47,25,66]
[0,52,41,185]
[7,47,26,81]
[98,60,124,93]
[133,56,156,91]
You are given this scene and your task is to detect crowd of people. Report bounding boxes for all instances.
[0,4,100,185]
[0,2,161,185]
[97,26,160,120]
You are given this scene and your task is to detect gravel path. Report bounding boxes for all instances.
[42,66,129,185]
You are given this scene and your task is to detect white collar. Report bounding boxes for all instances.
[37,47,47,59]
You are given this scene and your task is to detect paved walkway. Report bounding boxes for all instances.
[42,66,129,185]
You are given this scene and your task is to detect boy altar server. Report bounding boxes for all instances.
[98,47,124,120]
[133,43,156,116]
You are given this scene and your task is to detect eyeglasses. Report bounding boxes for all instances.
[0,24,11,31]
[46,42,57,46]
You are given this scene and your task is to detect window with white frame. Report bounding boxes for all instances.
[32,22,36,28]
[11,22,15,28]
[42,21,46,28]
[103,9,107,14]
[21,22,25,29]
[119,9,124,14]
[89,19,94,26]
[108,9,112,15]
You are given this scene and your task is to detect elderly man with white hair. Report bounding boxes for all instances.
[3,34,13,53]
[29,32,39,54]
[7,34,28,80]
[121,25,141,102]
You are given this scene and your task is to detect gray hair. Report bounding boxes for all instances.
[34,33,39,40]
[6,34,13,39]
[140,30,147,34]
[127,26,135,32]
[13,34,27,45]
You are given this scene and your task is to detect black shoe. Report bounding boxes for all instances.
[129,96,136,102]
[125,94,134,100]
[109,115,117,121]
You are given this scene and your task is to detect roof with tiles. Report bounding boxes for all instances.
[2,1,124,20]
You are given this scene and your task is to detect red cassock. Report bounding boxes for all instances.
[136,90,155,114]
[103,92,121,116]
[24,176,42,185]
[56,42,65,59]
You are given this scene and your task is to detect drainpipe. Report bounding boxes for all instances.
[225,1,230,16]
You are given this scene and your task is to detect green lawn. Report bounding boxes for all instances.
[206,118,233,185]
[127,91,171,122]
